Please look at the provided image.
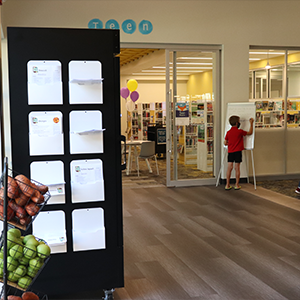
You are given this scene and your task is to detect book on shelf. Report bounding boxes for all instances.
[256,101,263,111]
[268,101,274,111]
[262,101,269,111]
[207,102,213,112]
[275,101,282,111]
[255,112,262,123]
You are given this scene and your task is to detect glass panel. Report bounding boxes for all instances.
[249,72,253,99]
[169,51,214,181]
[288,63,300,97]
[270,67,283,98]
[255,70,267,98]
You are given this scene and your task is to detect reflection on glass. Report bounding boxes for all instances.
[288,63,300,97]
[270,67,283,98]
[255,70,267,98]
[249,72,253,99]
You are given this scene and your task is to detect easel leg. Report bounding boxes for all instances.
[216,148,227,187]
[245,150,249,184]
[251,149,256,190]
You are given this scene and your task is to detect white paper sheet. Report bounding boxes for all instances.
[70,159,104,203]
[30,160,65,204]
[69,60,103,104]
[72,208,105,252]
[69,110,104,154]
[27,60,63,105]
[29,111,64,156]
[33,211,67,254]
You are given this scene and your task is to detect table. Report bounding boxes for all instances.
[126,140,152,175]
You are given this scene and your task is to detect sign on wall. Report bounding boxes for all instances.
[88,18,153,35]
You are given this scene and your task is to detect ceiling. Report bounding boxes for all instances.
[119,48,299,77]
[119,48,214,77]
[119,48,160,67]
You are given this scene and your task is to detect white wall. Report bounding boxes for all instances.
[3,0,300,177]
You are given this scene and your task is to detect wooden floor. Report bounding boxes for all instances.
[114,184,300,300]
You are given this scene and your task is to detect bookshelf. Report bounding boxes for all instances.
[184,125,198,165]
[127,102,166,140]
[197,100,214,172]
[251,98,300,128]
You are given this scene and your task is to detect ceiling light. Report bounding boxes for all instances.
[178,57,213,60]
[265,62,271,69]
[265,51,271,69]
[132,73,165,76]
[172,62,213,65]
[249,51,285,55]
[152,66,211,70]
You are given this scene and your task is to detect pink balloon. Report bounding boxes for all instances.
[130,91,139,102]
[120,87,130,99]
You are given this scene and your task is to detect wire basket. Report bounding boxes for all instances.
[0,284,48,299]
[0,234,50,292]
[0,170,51,231]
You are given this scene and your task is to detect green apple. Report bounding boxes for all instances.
[23,235,35,244]
[18,256,29,266]
[25,237,39,247]
[12,264,27,278]
[16,238,23,245]
[8,271,19,282]
[7,256,18,271]
[29,258,43,271]
[6,234,18,249]
[18,275,32,289]
[23,244,36,259]
[8,228,21,238]
[27,266,38,278]
[37,244,50,259]
[9,244,23,259]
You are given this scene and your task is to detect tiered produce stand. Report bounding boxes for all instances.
[0,158,51,300]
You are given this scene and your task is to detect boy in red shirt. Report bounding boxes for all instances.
[224,115,254,190]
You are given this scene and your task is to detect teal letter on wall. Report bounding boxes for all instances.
[139,20,153,35]
[88,19,103,29]
[122,19,136,34]
[106,19,120,30]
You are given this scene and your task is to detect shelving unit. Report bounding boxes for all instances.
[184,125,198,165]
[0,159,51,300]
[197,100,214,172]
[127,102,166,140]
[250,98,300,128]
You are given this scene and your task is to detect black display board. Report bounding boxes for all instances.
[7,27,123,298]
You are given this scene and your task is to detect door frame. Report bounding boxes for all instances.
[120,43,222,187]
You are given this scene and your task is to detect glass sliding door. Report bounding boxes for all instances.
[166,48,221,187]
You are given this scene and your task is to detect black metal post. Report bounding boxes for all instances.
[3,157,8,300]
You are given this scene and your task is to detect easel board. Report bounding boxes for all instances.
[225,102,256,150]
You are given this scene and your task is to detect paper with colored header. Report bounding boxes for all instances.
[27,60,63,105]
[29,111,64,156]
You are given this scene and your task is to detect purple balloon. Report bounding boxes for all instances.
[120,87,130,99]
[130,91,139,102]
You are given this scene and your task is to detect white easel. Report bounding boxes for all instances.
[216,146,256,190]
[217,102,256,190]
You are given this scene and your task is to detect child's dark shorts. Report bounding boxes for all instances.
[228,151,242,163]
